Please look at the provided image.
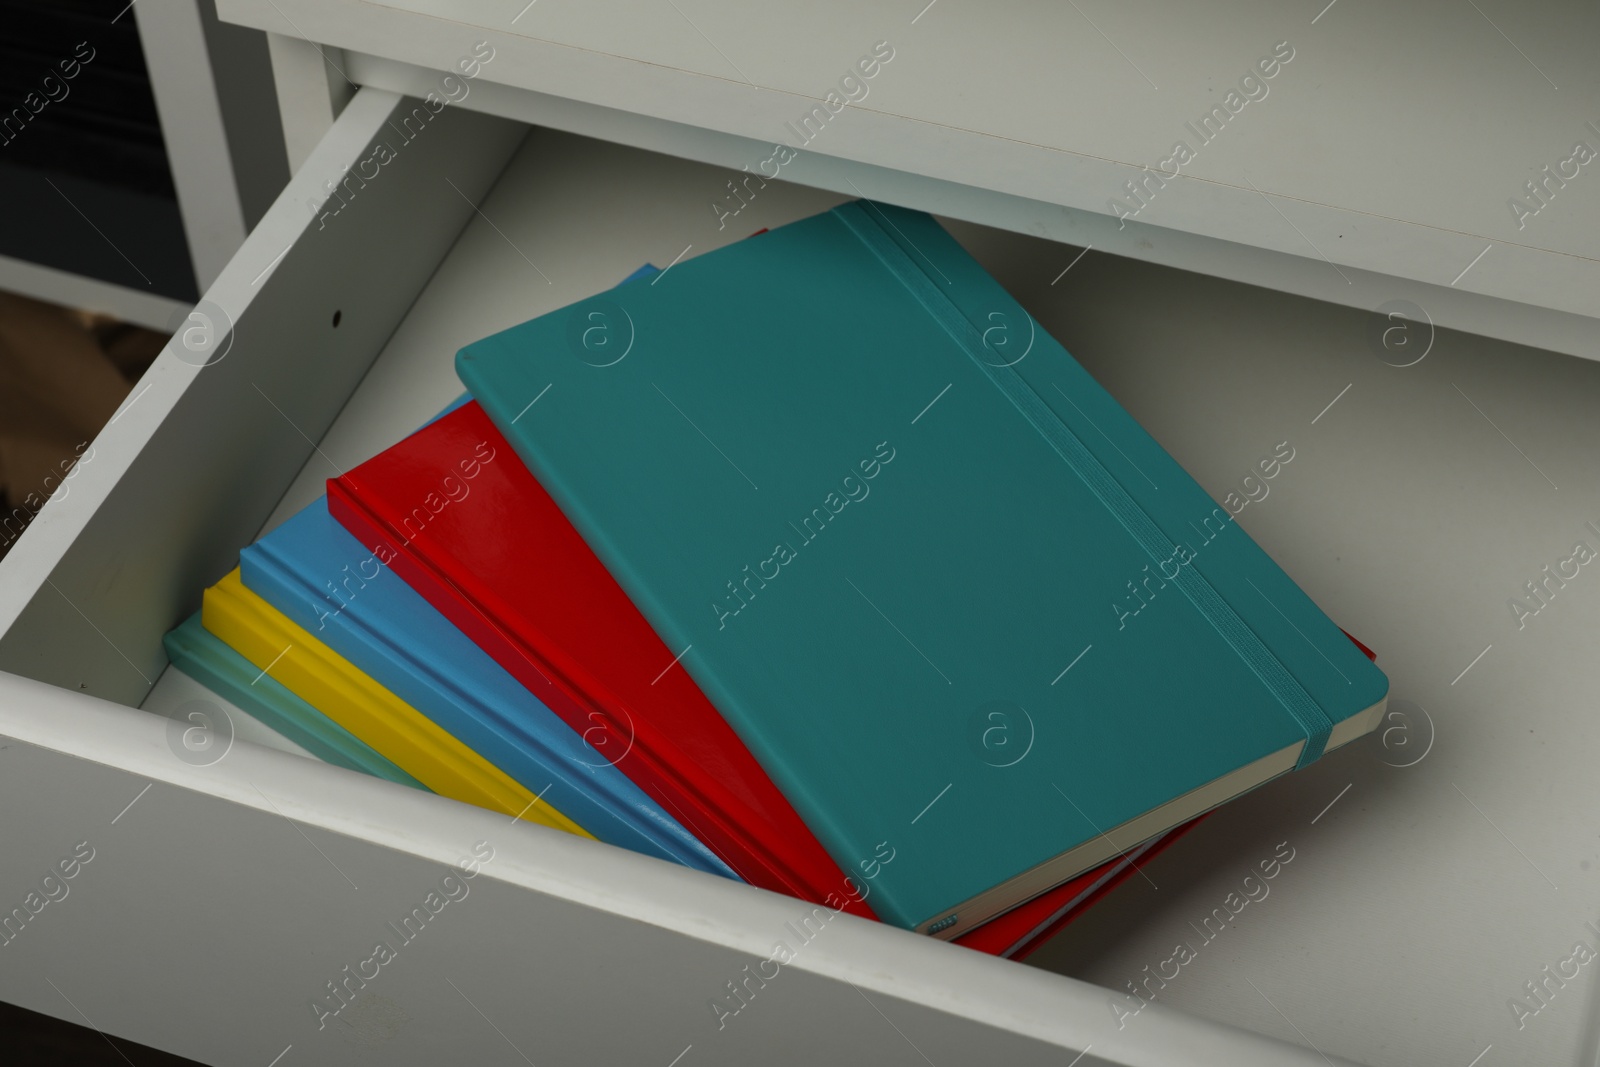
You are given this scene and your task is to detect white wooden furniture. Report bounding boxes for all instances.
[1,3,1596,1063]
[0,0,286,329]
[219,0,1600,362]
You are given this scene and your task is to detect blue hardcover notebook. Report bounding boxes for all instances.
[240,497,735,878]
[163,612,427,789]
[457,202,1389,937]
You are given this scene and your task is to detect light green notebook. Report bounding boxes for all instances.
[163,612,426,789]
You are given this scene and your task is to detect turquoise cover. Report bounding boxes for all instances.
[457,202,1389,930]
[163,612,427,788]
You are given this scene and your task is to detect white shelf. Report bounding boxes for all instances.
[6,80,1594,1064]
[217,0,1600,362]
[162,119,1600,1066]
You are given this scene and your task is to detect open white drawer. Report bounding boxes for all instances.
[1,88,1594,1067]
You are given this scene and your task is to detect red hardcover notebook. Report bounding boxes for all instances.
[329,401,877,918]
[328,401,1164,947]
[957,819,1200,960]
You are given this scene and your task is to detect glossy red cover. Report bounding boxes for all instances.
[328,401,877,918]
[1340,628,1378,662]
[956,819,1202,960]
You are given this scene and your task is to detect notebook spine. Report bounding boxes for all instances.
[842,200,1334,769]
[165,617,424,787]
[326,474,840,900]
[247,538,700,864]
[207,572,586,834]
[251,540,582,794]
[457,383,882,920]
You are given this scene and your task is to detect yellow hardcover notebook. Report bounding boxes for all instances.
[203,569,591,839]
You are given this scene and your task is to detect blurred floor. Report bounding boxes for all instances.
[0,291,166,561]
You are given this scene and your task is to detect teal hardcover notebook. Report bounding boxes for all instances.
[163,612,428,789]
[457,201,1389,938]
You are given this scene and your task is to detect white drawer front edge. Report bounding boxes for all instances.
[0,668,1343,1065]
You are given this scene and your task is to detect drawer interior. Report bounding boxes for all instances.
[4,90,1597,1067]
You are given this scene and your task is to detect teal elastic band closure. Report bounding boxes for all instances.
[837,200,1332,768]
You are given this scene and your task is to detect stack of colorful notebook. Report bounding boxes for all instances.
[167,204,1387,957]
